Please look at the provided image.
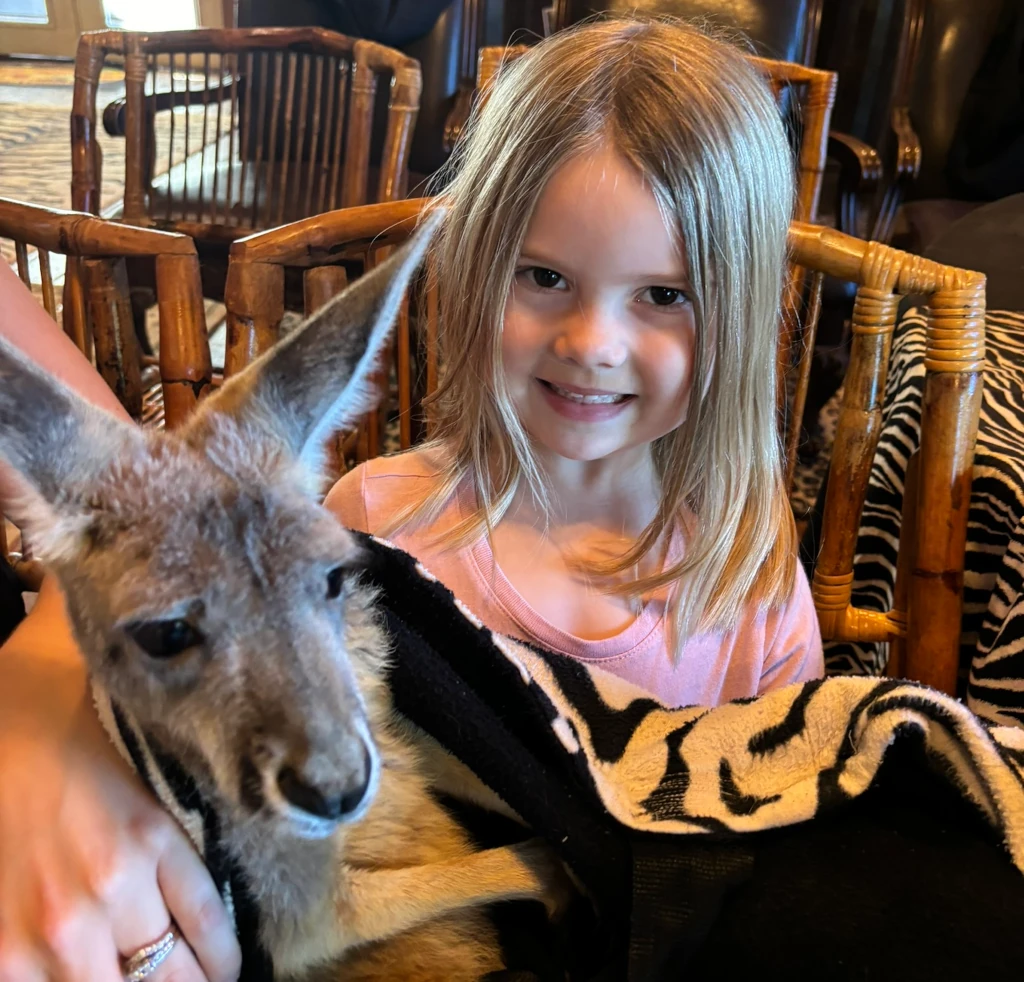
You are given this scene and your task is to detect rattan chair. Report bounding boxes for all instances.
[0,197,211,428]
[0,196,212,582]
[223,195,986,695]
[78,28,422,233]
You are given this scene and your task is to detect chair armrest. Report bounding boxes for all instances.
[103,78,237,137]
[828,131,883,191]
[865,108,923,244]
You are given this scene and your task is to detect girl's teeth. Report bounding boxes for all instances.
[549,382,625,404]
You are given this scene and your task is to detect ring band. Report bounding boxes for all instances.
[123,927,178,982]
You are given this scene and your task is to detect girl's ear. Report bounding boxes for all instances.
[189,208,444,473]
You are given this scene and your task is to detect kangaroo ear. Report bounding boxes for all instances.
[0,338,143,556]
[195,208,443,474]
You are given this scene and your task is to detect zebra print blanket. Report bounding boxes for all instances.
[95,533,1024,980]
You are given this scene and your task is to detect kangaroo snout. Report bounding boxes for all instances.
[277,740,374,822]
[256,721,379,838]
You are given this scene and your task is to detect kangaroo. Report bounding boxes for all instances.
[0,212,569,980]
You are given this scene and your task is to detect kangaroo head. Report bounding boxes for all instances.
[0,211,441,840]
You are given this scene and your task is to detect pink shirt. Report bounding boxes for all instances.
[326,449,824,708]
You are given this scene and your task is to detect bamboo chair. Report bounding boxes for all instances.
[0,197,212,582]
[76,28,422,235]
[224,195,985,695]
[476,45,837,486]
[223,198,435,475]
[789,224,985,697]
[71,28,422,343]
[0,197,211,428]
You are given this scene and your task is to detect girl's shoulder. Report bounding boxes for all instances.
[324,445,452,534]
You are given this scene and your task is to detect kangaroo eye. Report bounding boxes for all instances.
[326,566,346,600]
[125,619,203,659]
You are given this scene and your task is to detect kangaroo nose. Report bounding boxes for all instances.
[277,744,373,820]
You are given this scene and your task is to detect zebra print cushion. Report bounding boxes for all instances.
[821,309,1024,728]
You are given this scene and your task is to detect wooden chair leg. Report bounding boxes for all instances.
[61,257,92,359]
[904,286,985,694]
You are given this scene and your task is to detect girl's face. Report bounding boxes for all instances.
[502,144,697,464]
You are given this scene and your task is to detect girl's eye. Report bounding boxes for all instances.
[524,267,565,290]
[641,286,688,307]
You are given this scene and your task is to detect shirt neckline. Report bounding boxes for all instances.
[457,480,678,660]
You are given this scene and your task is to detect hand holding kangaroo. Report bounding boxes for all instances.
[0,212,570,981]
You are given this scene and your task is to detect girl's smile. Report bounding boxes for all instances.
[535,377,637,421]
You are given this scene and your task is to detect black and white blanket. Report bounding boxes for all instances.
[96,534,1024,981]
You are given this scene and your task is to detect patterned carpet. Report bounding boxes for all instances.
[0,103,126,219]
[1,61,229,368]
[0,68,224,263]
[0,62,124,86]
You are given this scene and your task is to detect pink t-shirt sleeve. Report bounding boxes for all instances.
[757,564,824,693]
[324,467,370,533]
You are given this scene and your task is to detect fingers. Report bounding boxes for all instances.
[37,904,124,982]
[147,934,208,982]
[0,896,123,982]
[0,942,48,982]
[157,834,241,982]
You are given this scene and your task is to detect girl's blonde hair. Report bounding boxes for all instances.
[390,16,798,651]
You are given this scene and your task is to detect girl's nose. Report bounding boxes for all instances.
[553,307,628,369]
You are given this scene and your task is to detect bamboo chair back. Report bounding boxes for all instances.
[73,28,422,238]
[224,196,985,694]
[0,197,211,429]
[476,44,837,488]
[223,198,435,472]
[0,197,212,575]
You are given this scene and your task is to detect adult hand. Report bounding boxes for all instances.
[0,585,241,982]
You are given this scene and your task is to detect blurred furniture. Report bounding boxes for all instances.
[815,0,925,245]
[224,198,436,470]
[799,0,1008,470]
[894,0,1010,253]
[820,0,1013,256]
[0,196,211,587]
[77,27,421,320]
[552,0,822,63]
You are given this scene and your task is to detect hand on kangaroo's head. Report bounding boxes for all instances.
[0,209,442,841]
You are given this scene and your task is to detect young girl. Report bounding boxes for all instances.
[0,17,820,982]
[328,18,823,706]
